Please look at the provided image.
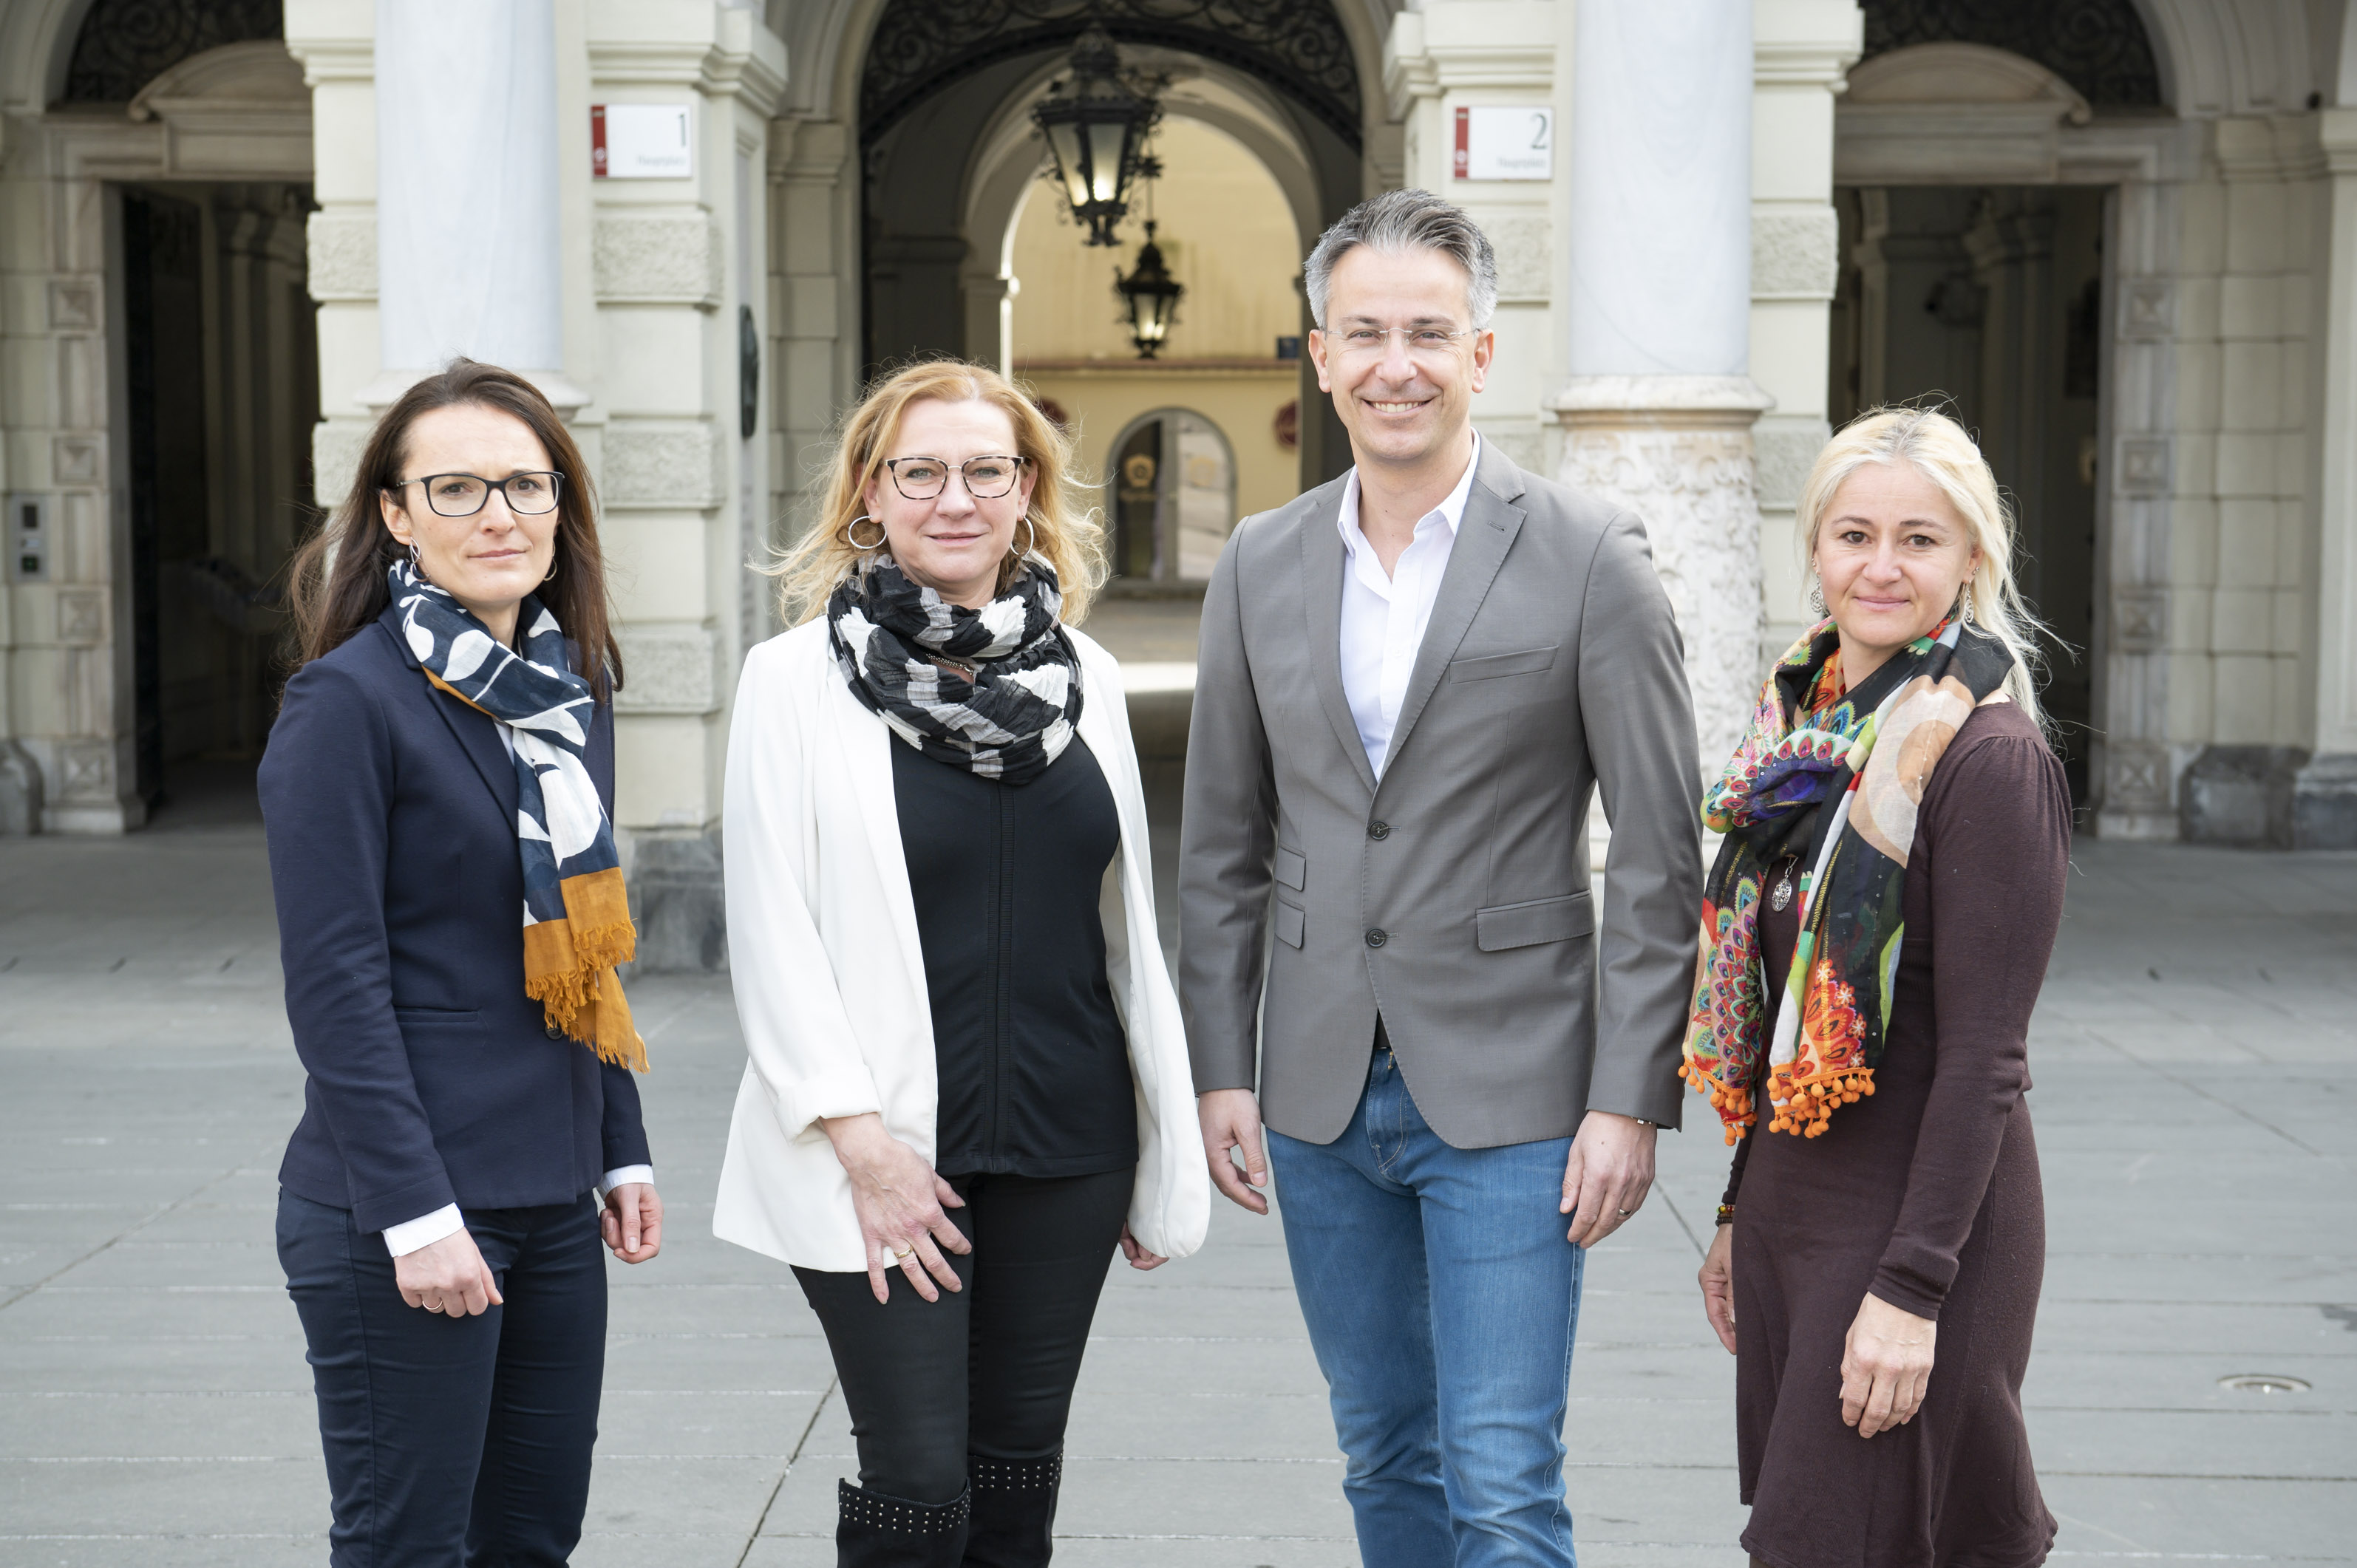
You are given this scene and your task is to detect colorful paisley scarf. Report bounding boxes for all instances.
[1679,616,2013,1142]
[826,553,1079,787]
[390,561,647,1071]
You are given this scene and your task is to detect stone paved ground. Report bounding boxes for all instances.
[1,773,2351,1566]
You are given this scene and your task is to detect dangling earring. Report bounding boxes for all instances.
[407,542,421,568]
[842,515,886,551]
[1959,584,1977,624]
[1806,574,1826,616]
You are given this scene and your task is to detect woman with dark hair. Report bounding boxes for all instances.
[265,358,661,1561]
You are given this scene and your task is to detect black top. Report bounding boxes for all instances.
[259,604,650,1234]
[892,734,1137,1178]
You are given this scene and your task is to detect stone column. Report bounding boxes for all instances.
[2296,107,2357,845]
[372,0,578,403]
[1551,0,1772,777]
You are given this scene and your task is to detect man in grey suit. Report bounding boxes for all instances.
[1179,189,1702,1567]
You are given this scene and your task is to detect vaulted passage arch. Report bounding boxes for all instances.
[1861,0,2164,108]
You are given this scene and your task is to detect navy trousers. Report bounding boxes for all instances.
[277,1190,609,1567]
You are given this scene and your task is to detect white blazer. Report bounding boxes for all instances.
[710,617,1211,1270]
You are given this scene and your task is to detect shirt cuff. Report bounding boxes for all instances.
[599,1165,654,1197]
[381,1204,465,1258]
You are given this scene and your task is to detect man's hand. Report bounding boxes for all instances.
[1198,1088,1270,1215]
[395,1227,502,1317]
[1560,1109,1656,1247]
[602,1182,664,1264]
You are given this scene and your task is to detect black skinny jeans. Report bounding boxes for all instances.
[794,1168,1132,1504]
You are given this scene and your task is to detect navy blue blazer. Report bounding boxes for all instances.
[259,601,650,1235]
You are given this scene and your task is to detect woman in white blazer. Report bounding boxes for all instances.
[714,360,1209,1567]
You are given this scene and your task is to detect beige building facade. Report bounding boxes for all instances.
[1,0,2351,952]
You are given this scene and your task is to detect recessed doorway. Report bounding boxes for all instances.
[1107,409,1237,584]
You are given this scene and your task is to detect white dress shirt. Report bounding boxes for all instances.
[383,716,651,1258]
[1336,433,1483,778]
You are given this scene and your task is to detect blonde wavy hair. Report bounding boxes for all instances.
[768,360,1105,625]
[1796,406,2050,726]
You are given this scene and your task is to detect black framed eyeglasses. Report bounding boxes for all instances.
[883,454,1026,500]
[392,471,565,518]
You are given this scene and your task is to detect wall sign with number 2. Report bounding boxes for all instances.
[1453,106,1553,181]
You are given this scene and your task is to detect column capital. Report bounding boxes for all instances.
[1548,375,1775,430]
[1381,4,1557,120]
[1751,0,1864,87]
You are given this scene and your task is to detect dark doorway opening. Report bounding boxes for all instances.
[1828,184,2104,808]
[117,181,320,825]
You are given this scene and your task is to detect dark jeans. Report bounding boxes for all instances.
[794,1168,1132,1504]
[276,1190,608,1567]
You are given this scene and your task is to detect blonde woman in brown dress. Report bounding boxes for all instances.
[1684,408,2070,1567]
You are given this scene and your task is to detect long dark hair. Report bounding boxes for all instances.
[286,359,624,699]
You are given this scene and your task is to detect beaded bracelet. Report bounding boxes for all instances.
[1715,1204,1736,1227]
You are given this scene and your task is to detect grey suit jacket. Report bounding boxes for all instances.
[1177,440,1702,1148]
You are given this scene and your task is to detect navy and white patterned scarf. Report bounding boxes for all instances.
[825,554,1080,786]
[390,560,645,1070]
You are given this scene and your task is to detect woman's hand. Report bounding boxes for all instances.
[395,1228,503,1317]
[1840,1292,1936,1437]
[822,1113,970,1304]
[1118,1224,1166,1272]
[1698,1223,1737,1355]
[602,1182,664,1264]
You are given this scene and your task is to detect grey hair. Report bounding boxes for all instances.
[1303,188,1499,330]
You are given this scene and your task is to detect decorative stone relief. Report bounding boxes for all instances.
[2103,741,2171,814]
[2117,436,2171,495]
[306,211,377,300]
[48,279,98,330]
[1750,209,1839,299]
[53,435,102,485]
[2118,276,2172,339]
[1477,423,1543,474]
[1559,416,1766,773]
[1752,422,1829,510]
[58,740,112,802]
[312,420,372,510]
[613,625,718,714]
[605,423,723,508]
[2111,584,2166,652]
[1486,214,1551,302]
[56,589,106,645]
[593,217,724,307]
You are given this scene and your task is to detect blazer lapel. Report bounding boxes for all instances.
[1378,447,1528,783]
[378,606,519,828]
[1299,483,1379,799]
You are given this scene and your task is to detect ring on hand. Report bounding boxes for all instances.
[890,1243,914,1260]
[1616,1208,1633,1218]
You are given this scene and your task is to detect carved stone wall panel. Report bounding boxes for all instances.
[2118,276,2172,339]
[1752,420,1829,510]
[613,625,718,714]
[55,589,107,645]
[56,739,114,802]
[1751,209,1839,299]
[53,435,103,486]
[1486,214,1551,302]
[2118,435,2171,495]
[605,423,724,507]
[311,420,370,510]
[1559,426,1765,771]
[593,217,723,306]
[305,211,376,299]
[47,279,100,330]
[2111,584,2166,652]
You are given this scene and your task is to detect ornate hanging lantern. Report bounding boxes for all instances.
[1030,27,1160,246]
[1115,222,1183,358]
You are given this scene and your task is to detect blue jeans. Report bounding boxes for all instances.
[1267,1040,1584,1568]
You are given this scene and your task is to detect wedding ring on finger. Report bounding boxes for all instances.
[1616,1209,1633,1218]
[890,1242,915,1261]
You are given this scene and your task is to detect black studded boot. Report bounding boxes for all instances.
[962,1453,1061,1567]
[836,1478,970,1565]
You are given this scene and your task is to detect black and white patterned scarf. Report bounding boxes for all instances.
[825,554,1080,786]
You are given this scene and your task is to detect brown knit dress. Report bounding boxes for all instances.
[1721,701,2071,1568]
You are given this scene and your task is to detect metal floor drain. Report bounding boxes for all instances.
[2217,1374,2311,1394]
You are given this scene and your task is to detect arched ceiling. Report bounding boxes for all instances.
[1860,0,2164,107]
[857,0,1361,148]
[61,0,281,103]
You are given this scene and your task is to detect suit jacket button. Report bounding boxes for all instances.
[545,1024,563,1039]
[1368,820,1391,840]
[1364,927,1387,949]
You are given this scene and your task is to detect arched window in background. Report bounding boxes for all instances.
[1106,409,1236,582]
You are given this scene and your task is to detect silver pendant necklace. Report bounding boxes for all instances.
[1771,865,1795,912]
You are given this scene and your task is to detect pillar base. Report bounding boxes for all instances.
[2292,751,2357,849]
[626,829,727,973]
[1548,375,1775,775]
[2177,745,2348,849]
[0,740,43,836]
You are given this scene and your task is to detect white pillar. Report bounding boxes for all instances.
[1551,0,1771,776]
[372,0,577,402]
[2296,107,2357,845]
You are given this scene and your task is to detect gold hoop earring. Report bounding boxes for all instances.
[542,559,558,584]
[843,515,887,551]
[1010,516,1038,559]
